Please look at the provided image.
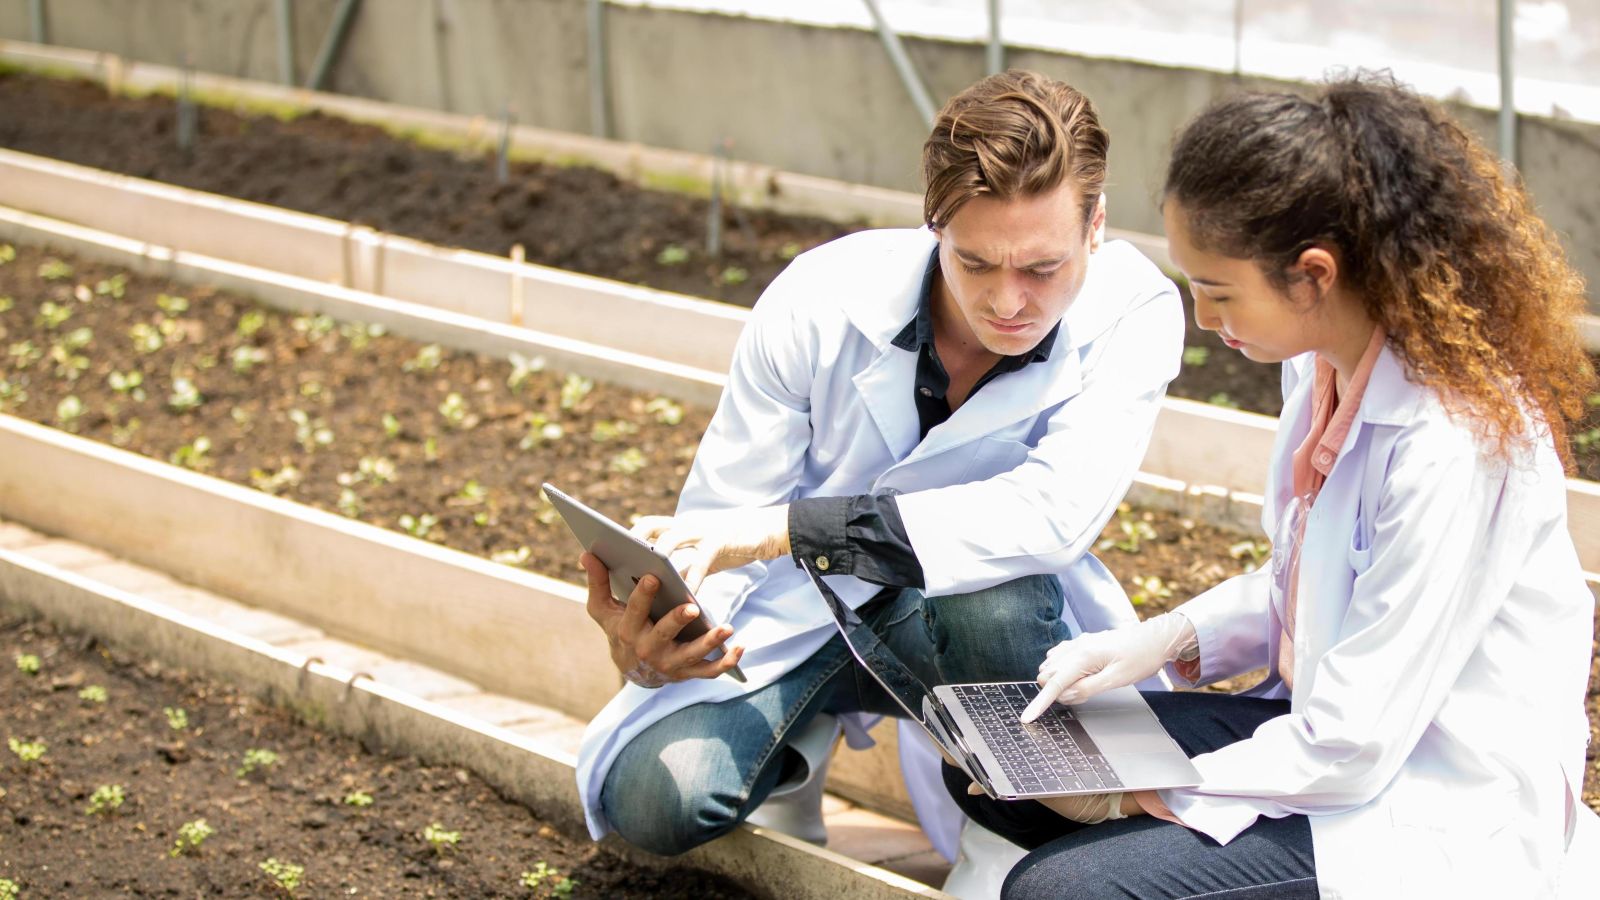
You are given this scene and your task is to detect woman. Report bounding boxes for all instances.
[947,73,1598,898]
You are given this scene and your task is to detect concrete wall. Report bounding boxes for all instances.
[3,0,1596,307]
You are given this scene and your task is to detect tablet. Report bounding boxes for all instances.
[543,483,746,683]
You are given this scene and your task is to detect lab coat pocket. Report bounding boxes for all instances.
[959,437,1031,483]
[1347,516,1374,576]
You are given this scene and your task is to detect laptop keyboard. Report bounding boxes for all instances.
[950,683,1124,794]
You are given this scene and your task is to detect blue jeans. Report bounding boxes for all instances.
[946,691,1318,899]
[601,575,1069,856]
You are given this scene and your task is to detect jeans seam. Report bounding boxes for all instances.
[734,647,852,801]
[1177,876,1318,899]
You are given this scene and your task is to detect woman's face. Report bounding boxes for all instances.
[1162,201,1325,365]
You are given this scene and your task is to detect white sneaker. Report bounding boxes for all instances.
[942,818,1029,900]
[745,713,841,846]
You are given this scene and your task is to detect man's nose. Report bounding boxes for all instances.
[992,277,1027,318]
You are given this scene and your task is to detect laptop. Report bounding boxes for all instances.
[802,559,1200,800]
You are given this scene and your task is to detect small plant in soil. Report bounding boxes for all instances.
[95,273,128,299]
[155,293,190,316]
[54,394,84,431]
[382,412,402,440]
[453,479,487,505]
[423,822,461,856]
[403,343,443,373]
[35,301,72,330]
[719,266,749,286]
[8,737,47,763]
[1207,392,1240,410]
[232,345,268,374]
[398,513,438,539]
[1130,574,1174,606]
[85,783,125,815]
[492,546,532,566]
[507,352,545,392]
[655,244,690,266]
[521,861,578,896]
[236,747,280,778]
[163,706,190,730]
[338,320,385,351]
[1182,346,1211,367]
[559,373,593,410]
[15,652,40,675]
[1098,505,1157,554]
[128,322,164,354]
[108,370,146,401]
[337,488,363,518]
[590,419,638,443]
[78,684,108,704]
[338,455,396,487]
[779,241,804,260]
[48,329,92,381]
[438,391,477,429]
[342,790,374,807]
[168,377,203,412]
[288,409,333,451]
[1228,539,1272,573]
[251,464,302,495]
[0,876,17,900]
[291,313,334,342]
[170,818,215,856]
[0,296,12,312]
[609,447,648,475]
[0,243,15,264]
[9,339,43,366]
[236,309,268,338]
[258,857,304,894]
[520,414,564,450]
[36,258,73,281]
[170,436,211,470]
[645,397,684,425]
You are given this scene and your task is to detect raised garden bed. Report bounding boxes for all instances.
[2,69,1596,479]
[0,611,758,899]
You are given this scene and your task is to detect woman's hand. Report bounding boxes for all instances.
[1021,612,1197,722]
[631,506,792,595]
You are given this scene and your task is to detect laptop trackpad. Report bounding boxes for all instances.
[1080,708,1170,754]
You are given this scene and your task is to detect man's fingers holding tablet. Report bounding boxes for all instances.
[581,552,624,623]
[673,644,746,681]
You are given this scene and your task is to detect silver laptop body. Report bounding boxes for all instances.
[802,559,1200,800]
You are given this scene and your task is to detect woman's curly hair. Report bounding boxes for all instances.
[1165,71,1596,469]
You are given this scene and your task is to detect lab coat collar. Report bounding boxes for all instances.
[1354,341,1425,427]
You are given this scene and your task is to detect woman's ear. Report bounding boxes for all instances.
[1291,246,1339,300]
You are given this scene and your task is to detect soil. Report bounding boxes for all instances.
[0,613,761,899]
[0,70,1596,479]
[1,239,1595,819]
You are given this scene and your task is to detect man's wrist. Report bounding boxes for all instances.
[622,660,668,689]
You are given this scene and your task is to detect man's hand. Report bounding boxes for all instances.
[1020,612,1196,722]
[581,552,745,686]
[630,505,791,595]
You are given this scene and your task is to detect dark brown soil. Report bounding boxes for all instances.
[0,613,761,898]
[1,69,1596,479]
[1,237,1594,819]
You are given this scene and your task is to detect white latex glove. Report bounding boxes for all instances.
[632,505,792,596]
[1020,612,1197,723]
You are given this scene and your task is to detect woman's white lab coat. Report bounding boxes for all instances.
[575,228,1183,847]
[1166,345,1598,898]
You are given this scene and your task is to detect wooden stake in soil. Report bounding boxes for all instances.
[510,243,526,326]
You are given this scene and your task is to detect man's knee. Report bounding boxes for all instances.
[927,575,1066,681]
[602,737,746,856]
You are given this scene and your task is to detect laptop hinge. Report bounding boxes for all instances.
[927,697,998,797]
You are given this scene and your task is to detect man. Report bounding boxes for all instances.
[574,71,1183,864]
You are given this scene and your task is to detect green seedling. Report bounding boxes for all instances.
[287,409,333,451]
[298,379,325,400]
[8,737,46,763]
[170,436,211,470]
[1130,574,1174,606]
[37,258,74,281]
[519,414,564,450]
[455,479,487,504]
[609,447,648,475]
[15,653,40,675]
[423,436,440,464]
[231,345,269,374]
[0,875,18,900]
[559,373,593,410]
[8,340,42,367]
[473,511,490,527]
[404,344,443,373]
[342,790,374,807]
[590,419,638,443]
[78,684,108,704]
[291,313,334,341]
[237,310,268,338]
[382,412,402,440]
[236,748,279,778]
[338,321,385,351]
[1182,346,1210,367]
[778,241,804,261]
[36,301,72,330]
[170,818,214,856]
[155,293,189,317]
[164,706,189,730]
[336,488,363,518]
[1207,392,1240,410]
[85,784,125,815]
[168,378,203,412]
[655,244,690,266]
[111,418,143,447]
[492,546,532,566]
[0,378,25,410]
[1228,540,1272,573]
[1098,505,1157,554]
[0,243,15,264]
[250,464,302,495]
[719,266,749,286]
[229,406,252,427]
[507,352,545,392]
[337,455,396,487]
[0,297,12,313]
[95,273,128,299]
[521,861,578,896]
[48,336,91,381]
[398,513,439,539]
[55,395,84,432]
[129,323,164,354]
[1573,427,1600,452]
[438,392,474,429]
[422,822,461,856]
[645,397,684,425]
[259,857,304,894]
[108,370,147,401]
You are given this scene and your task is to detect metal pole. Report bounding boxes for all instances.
[276,0,296,86]
[1232,0,1244,78]
[986,0,1003,75]
[587,0,611,138]
[28,0,47,45]
[1497,0,1517,167]
[306,0,362,91]
[861,0,937,127]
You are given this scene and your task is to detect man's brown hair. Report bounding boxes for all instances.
[921,70,1109,230]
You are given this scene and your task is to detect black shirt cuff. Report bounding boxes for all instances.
[788,493,925,589]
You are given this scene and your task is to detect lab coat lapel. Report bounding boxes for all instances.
[906,343,1083,465]
[852,347,922,461]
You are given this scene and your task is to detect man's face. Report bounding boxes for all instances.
[932,182,1104,357]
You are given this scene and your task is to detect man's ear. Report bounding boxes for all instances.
[1090,193,1107,252]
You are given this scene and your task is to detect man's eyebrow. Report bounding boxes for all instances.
[952,247,1070,268]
